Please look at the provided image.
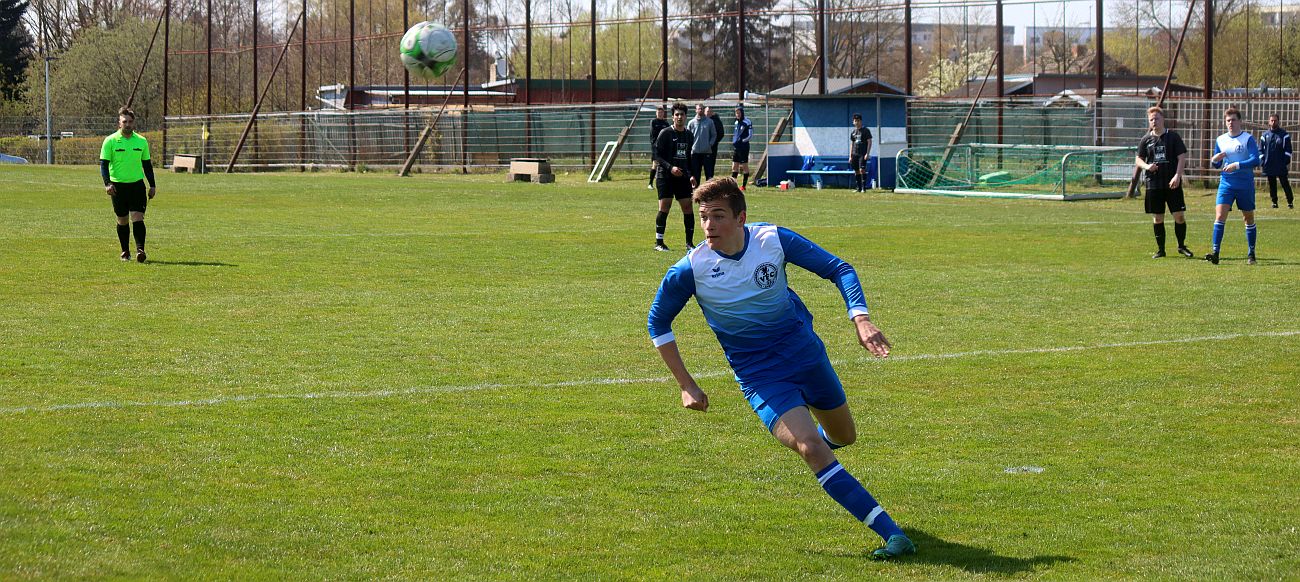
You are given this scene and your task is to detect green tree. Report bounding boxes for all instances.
[0,0,31,101]
[20,17,164,123]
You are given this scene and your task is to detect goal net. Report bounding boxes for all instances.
[895,143,1137,200]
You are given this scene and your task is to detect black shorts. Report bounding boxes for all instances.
[1144,187,1186,214]
[731,143,750,164]
[656,173,693,200]
[110,180,148,217]
[849,152,869,172]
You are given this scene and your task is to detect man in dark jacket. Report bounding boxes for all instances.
[707,106,724,180]
[1260,114,1293,209]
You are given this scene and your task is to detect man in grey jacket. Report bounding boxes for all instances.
[687,104,718,182]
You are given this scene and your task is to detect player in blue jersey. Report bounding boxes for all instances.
[1207,107,1260,265]
[729,107,753,190]
[646,177,915,560]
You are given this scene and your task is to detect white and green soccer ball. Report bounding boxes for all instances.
[400,22,458,78]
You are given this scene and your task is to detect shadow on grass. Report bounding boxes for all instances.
[146,260,238,267]
[811,528,1075,575]
[900,529,1076,575]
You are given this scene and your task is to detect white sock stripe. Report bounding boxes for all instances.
[817,463,845,486]
[865,506,884,526]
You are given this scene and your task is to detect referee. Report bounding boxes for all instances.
[100,107,157,262]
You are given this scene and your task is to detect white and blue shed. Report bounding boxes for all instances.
[763,78,909,189]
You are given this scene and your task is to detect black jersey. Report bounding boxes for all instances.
[650,118,670,146]
[1137,130,1187,190]
[851,126,873,156]
[654,126,695,179]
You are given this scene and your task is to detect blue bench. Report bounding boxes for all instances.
[785,156,875,189]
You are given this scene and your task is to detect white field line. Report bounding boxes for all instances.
[2,330,1296,416]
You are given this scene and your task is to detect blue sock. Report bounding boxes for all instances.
[1212,221,1225,253]
[1245,223,1257,255]
[818,425,846,450]
[816,460,905,541]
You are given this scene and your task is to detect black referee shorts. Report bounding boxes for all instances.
[1144,187,1186,214]
[657,173,693,201]
[110,180,148,217]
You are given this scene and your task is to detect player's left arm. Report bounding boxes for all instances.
[864,128,873,161]
[1171,152,1187,189]
[777,227,890,358]
[142,140,156,197]
[1285,134,1293,164]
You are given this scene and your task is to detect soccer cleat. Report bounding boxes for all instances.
[1152,250,1166,259]
[870,534,916,561]
[1247,254,1257,265]
[136,248,147,263]
[1273,203,1280,209]
[647,183,655,189]
[1204,252,1219,265]
[654,242,671,252]
[119,250,131,261]
[1290,203,1294,209]
[1177,246,1195,258]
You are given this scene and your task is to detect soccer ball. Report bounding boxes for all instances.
[400,22,458,78]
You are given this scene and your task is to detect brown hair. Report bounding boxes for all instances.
[692,177,747,215]
[117,107,136,120]
[1224,106,1241,120]
[1146,106,1163,116]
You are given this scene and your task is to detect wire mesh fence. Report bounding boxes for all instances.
[0,117,156,165]
[161,101,790,172]
[907,93,1300,183]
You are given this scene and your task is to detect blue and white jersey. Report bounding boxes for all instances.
[1212,131,1260,192]
[647,224,869,380]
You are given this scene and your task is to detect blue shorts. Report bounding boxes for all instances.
[739,352,847,433]
[1216,186,1256,211]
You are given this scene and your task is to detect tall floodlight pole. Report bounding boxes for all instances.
[816,0,826,94]
[661,0,668,102]
[38,0,52,164]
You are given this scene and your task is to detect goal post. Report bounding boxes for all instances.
[894,143,1137,201]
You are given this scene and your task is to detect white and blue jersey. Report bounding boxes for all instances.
[1212,131,1260,210]
[647,223,868,383]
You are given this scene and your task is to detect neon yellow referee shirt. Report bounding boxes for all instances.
[100,130,151,184]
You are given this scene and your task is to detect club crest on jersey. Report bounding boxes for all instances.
[753,262,778,289]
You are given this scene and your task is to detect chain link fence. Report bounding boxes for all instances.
[160,102,790,173]
[0,117,157,165]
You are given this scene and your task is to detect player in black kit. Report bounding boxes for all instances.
[652,102,698,252]
[648,106,671,188]
[850,114,873,192]
[1136,106,1194,258]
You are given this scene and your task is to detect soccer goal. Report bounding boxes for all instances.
[895,143,1137,200]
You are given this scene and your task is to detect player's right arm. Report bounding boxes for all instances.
[648,258,707,411]
[1135,137,1152,172]
[100,136,115,195]
[1211,140,1226,167]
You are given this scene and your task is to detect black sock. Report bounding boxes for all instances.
[655,210,668,241]
[1153,222,1166,251]
[731,172,738,179]
[742,173,749,188]
[132,221,146,250]
[1174,221,1187,247]
[683,213,695,247]
[116,224,130,252]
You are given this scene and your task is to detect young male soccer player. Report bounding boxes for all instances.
[1260,114,1293,209]
[687,104,718,182]
[850,114,873,192]
[730,107,753,190]
[648,106,671,189]
[1135,106,1193,259]
[647,178,916,560]
[652,102,698,252]
[1207,107,1260,265]
[100,107,157,263]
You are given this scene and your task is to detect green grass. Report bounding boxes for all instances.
[1,165,1297,579]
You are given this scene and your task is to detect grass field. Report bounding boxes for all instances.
[2,165,1297,579]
